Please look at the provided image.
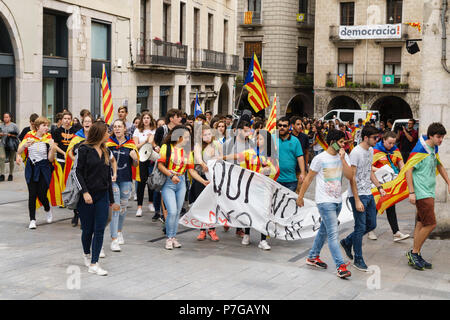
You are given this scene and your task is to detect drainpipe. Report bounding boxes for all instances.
[442,0,450,73]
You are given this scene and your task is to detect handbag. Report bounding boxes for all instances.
[147,144,170,192]
[5,135,19,152]
[62,152,82,210]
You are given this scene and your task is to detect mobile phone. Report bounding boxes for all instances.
[331,142,340,152]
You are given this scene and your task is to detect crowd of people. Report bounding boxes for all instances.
[1,106,448,279]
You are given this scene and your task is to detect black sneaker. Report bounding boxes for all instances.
[151,213,160,222]
[71,210,79,227]
[418,253,432,269]
[7,174,13,181]
[340,239,354,260]
[0,175,4,182]
[306,256,328,269]
[406,251,425,271]
[353,258,369,272]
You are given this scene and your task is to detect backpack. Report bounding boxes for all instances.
[62,151,82,210]
[147,143,171,192]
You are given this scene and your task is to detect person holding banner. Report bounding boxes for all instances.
[340,125,386,272]
[191,125,222,242]
[17,117,58,229]
[297,129,353,278]
[158,126,209,250]
[371,131,410,242]
[405,123,449,271]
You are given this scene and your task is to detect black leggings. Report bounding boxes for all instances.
[137,160,154,206]
[386,205,399,234]
[244,228,266,241]
[27,175,50,221]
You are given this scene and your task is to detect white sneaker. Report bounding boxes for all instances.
[99,247,106,258]
[258,240,271,250]
[148,203,155,212]
[133,194,137,201]
[136,208,143,217]
[393,231,410,242]
[110,239,121,252]
[46,208,53,223]
[29,220,36,229]
[83,254,91,267]
[172,238,182,248]
[165,238,173,250]
[242,234,250,245]
[88,263,108,276]
[368,231,378,240]
[117,232,125,245]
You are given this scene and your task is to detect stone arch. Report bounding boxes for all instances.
[217,82,229,116]
[285,93,313,117]
[371,95,413,123]
[327,95,361,111]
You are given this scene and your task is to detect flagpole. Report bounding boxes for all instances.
[235,85,245,111]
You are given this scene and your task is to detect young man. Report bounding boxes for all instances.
[19,113,39,141]
[290,116,310,170]
[154,108,183,147]
[53,111,77,172]
[405,123,450,270]
[117,106,133,136]
[205,110,212,124]
[340,125,386,272]
[297,129,353,278]
[51,112,63,136]
[397,118,418,162]
[276,117,305,192]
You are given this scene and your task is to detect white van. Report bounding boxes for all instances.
[320,109,380,127]
[392,119,419,133]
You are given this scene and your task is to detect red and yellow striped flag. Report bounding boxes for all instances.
[102,64,113,126]
[244,11,253,25]
[244,54,270,113]
[363,112,373,125]
[265,94,277,133]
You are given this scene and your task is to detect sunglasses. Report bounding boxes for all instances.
[278,124,289,128]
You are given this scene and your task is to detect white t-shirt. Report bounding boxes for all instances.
[133,128,155,145]
[347,145,373,197]
[310,151,350,204]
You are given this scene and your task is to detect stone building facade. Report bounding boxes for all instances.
[236,0,315,118]
[0,0,238,129]
[314,0,423,122]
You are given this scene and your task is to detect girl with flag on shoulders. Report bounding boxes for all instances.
[106,119,139,252]
[17,117,59,229]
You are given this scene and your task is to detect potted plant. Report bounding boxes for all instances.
[326,79,334,87]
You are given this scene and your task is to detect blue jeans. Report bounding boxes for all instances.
[342,195,377,261]
[308,202,345,268]
[110,181,132,239]
[278,181,298,192]
[161,175,187,238]
[77,191,109,264]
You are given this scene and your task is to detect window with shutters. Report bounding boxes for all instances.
[338,48,353,82]
[340,2,354,26]
[297,46,308,73]
[384,47,401,85]
[244,41,262,78]
[248,0,261,12]
[387,0,403,24]
[208,14,214,50]
[299,0,308,13]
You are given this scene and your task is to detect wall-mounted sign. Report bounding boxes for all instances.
[339,24,402,40]
[297,13,305,22]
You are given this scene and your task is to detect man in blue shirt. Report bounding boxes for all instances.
[277,117,305,192]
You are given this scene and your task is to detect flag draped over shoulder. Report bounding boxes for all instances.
[315,133,328,150]
[102,64,113,126]
[106,136,141,182]
[19,131,63,208]
[265,94,277,133]
[372,135,441,214]
[244,54,270,113]
[372,140,403,173]
[63,129,86,186]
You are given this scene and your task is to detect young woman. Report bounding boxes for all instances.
[158,125,209,250]
[131,116,141,201]
[17,117,57,229]
[156,118,165,128]
[0,112,20,181]
[311,124,325,156]
[107,120,139,252]
[223,129,279,250]
[133,111,157,218]
[191,125,222,241]
[75,121,114,276]
[215,120,227,144]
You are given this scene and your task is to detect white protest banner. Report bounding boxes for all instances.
[180,160,354,240]
[339,24,402,40]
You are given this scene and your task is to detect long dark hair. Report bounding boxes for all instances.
[255,129,277,159]
[84,121,109,165]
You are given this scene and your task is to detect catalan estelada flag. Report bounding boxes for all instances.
[102,64,114,126]
[265,94,277,134]
[63,129,86,186]
[315,133,328,150]
[19,131,64,208]
[363,112,374,125]
[337,73,346,88]
[371,135,441,214]
[244,54,270,113]
[106,136,141,182]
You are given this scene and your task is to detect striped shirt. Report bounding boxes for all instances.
[28,141,48,164]
[158,144,194,175]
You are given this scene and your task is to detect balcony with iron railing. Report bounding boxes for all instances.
[324,73,416,91]
[192,49,239,73]
[237,11,263,28]
[296,13,315,30]
[294,73,314,87]
[136,38,187,69]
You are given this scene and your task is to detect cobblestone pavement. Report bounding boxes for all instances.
[0,172,449,300]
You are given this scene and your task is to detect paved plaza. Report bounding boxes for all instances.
[0,170,449,300]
